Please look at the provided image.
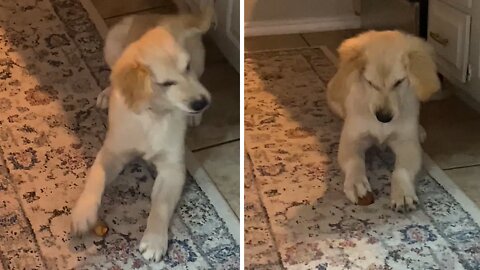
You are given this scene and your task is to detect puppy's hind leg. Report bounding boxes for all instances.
[71,145,130,235]
[139,157,186,262]
[338,131,372,204]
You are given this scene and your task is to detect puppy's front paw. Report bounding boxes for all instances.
[71,194,100,235]
[139,231,168,262]
[96,86,111,109]
[390,169,418,212]
[344,175,372,204]
[187,113,203,127]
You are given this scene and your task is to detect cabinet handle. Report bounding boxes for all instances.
[429,32,449,46]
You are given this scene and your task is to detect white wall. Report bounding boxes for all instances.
[245,0,360,36]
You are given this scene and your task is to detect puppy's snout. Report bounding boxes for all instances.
[375,109,393,123]
[189,96,209,112]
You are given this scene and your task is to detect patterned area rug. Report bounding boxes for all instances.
[0,0,239,269]
[244,47,480,270]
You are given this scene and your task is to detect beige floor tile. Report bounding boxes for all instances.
[92,0,175,19]
[421,95,480,169]
[105,16,122,27]
[302,29,363,52]
[421,94,480,124]
[245,34,307,51]
[187,61,240,150]
[444,166,480,207]
[193,141,240,217]
[203,36,229,65]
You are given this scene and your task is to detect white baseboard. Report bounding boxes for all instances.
[245,15,361,37]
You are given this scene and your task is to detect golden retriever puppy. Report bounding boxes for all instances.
[96,9,210,126]
[70,9,213,262]
[327,30,440,212]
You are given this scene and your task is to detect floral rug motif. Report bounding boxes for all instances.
[0,0,239,269]
[244,47,480,270]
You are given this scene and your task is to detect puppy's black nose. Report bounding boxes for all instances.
[189,96,209,112]
[375,110,393,123]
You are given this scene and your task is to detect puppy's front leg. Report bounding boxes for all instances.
[389,139,421,212]
[139,159,185,262]
[338,131,372,204]
[96,86,111,109]
[71,146,129,234]
[419,124,427,143]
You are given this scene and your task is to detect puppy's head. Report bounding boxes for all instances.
[111,23,211,114]
[338,31,440,123]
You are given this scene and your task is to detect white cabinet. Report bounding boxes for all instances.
[428,0,471,82]
[181,0,239,72]
[211,0,240,71]
[426,0,480,104]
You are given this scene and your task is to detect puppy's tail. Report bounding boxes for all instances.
[187,4,215,34]
[171,0,214,34]
[164,2,214,40]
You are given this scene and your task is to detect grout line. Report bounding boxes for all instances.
[300,34,311,47]
[319,45,338,67]
[103,5,176,20]
[191,138,240,152]
[443,163,480,171]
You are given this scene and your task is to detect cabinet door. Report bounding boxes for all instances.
[428,0,471,82]
[211,0,240,72]
[181,0,239,72]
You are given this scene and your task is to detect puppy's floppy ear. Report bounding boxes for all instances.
[111,60,152,111]
[337,34,366,69]
[404,39,440,101]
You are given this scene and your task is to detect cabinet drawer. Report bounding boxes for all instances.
[428,0,471,82]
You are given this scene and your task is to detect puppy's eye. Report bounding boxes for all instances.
[186,62,191,72]
[158,80,177,87]
[366,79,379,91]
[393,78,406,88]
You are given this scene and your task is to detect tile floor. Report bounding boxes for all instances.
[246,30,480,207]
[90,0,240,217]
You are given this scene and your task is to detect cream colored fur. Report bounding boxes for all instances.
[96,8,212,125]
[327,30,440,211]
[71,9,213,262]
